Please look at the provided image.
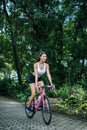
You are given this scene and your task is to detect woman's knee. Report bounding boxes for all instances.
[37,81,44,86]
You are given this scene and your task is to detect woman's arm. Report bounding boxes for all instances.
[46,64,52,85]
[34,63,38,87]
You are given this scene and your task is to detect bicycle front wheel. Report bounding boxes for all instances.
[25,94,35,118]
[42,95,52,125]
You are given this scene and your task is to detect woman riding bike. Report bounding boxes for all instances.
[26,51,53,112]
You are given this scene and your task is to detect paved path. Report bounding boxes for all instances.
[0,96,87,130]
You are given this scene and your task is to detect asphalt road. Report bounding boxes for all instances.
[0,96,87,130]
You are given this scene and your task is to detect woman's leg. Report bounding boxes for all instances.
[27,81,44,107]
[37,81,44,87]
[27,83,36,107]
[37,81,44,93]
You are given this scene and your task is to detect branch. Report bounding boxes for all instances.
[3,0,10,23]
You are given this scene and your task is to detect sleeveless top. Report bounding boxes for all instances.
[37,62,46,75]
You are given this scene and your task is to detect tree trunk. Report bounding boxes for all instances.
[3,0,22,86]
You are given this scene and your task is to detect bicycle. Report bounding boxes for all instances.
[25,85,55,125]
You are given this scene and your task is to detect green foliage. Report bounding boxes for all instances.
[80,103,87,111]
[46,89,58,98]
[58,84,70,100]
[67,95,81,107]
[57,83,87,109]
[0,78,13,96]
[55,83,87,117]
[76,80,87,90]
[15,92,26,102]
[0,78,30,98]
[71,84,86,101]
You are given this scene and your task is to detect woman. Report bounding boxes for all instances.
[26,51,53,112]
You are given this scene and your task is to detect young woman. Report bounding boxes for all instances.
[26,51,53,112]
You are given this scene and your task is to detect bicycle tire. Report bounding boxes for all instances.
[25,94,35,118]
[42,95,52,125]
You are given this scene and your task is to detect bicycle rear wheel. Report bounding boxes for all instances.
[25,94,35,118]
[42,95,52,125]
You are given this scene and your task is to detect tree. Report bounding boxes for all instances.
[2,0,22,85]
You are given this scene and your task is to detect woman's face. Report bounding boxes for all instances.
[40,53,47,62]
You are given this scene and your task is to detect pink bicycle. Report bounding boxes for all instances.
[25,85,55,125]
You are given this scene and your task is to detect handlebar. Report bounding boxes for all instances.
[37,85,55,90]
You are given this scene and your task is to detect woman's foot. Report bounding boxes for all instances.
[26,106,32,112]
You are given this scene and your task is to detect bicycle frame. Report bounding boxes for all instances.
[34,87,45,111]
[33,85,55,111]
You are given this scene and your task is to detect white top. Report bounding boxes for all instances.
[37,62,46,75]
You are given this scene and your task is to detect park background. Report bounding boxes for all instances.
[0,0,87,116]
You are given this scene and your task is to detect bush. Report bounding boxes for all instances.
[15,92,26,101]
[0,78,30,98]
[46,89,58,98]
[80,103,87,111]
[58,84,70,100]
[0,78,13,96]
[71,84,86,101]
[66,84,86,108]
[67,95,81,107]
[76,80,87,90]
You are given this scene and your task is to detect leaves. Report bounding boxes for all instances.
[0,0,87,87]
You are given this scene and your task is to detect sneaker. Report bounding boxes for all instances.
[26,106,32,112]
